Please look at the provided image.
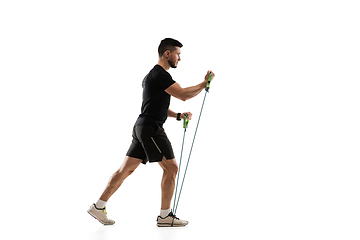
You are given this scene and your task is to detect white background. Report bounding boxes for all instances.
[1,0,359,239]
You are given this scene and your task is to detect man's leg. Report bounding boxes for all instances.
[88,156,142,225]
[99,156,142,201]
[157,157,188,227]
[158,157,178,210]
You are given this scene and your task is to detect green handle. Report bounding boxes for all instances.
[205,72,212,92]
[183,114,189,129]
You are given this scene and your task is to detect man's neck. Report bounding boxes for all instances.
[157,59,170,71]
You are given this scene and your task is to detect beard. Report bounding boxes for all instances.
[168,59,177,68]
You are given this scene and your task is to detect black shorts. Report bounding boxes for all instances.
[126,124,175,164]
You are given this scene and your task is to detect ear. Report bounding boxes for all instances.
[165,50,171,57]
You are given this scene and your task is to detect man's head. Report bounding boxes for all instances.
[158,38,183,68]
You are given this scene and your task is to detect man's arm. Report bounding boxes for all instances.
[165,82,206,101]
[165,71,215,101]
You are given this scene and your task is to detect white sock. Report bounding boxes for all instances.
[95,199,107,209]
[160,208,171,218]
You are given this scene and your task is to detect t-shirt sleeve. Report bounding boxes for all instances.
[157,72,176,90]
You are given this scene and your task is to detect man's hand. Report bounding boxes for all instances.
[204,70,215,82]
[181,112,192,120]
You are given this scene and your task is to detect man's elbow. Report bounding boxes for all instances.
[180,96,187,101]
[178,90,188,101]
[171,93,187,101]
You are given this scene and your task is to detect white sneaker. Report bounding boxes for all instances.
[157,211,188,227]
[87,204,115,225]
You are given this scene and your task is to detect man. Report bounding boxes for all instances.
[88,38,215,227]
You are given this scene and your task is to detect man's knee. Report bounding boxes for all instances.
[169,162,178,175]
[160,158,178,175]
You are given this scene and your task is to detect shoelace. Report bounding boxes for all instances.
[168,211,179,220]
[102,207,108,215]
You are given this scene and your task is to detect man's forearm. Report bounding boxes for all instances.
[182,80,207,101]
[168,109,178,118]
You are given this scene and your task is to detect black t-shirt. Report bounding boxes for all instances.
[135,65,176,126]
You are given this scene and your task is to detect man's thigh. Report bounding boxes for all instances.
[120,156,143,172]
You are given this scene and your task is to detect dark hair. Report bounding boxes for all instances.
[158,38,183,57]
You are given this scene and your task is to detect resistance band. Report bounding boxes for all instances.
[171,72,212,225]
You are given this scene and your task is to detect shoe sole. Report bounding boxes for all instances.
[87,210,115,225]
[157,223,188,227]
